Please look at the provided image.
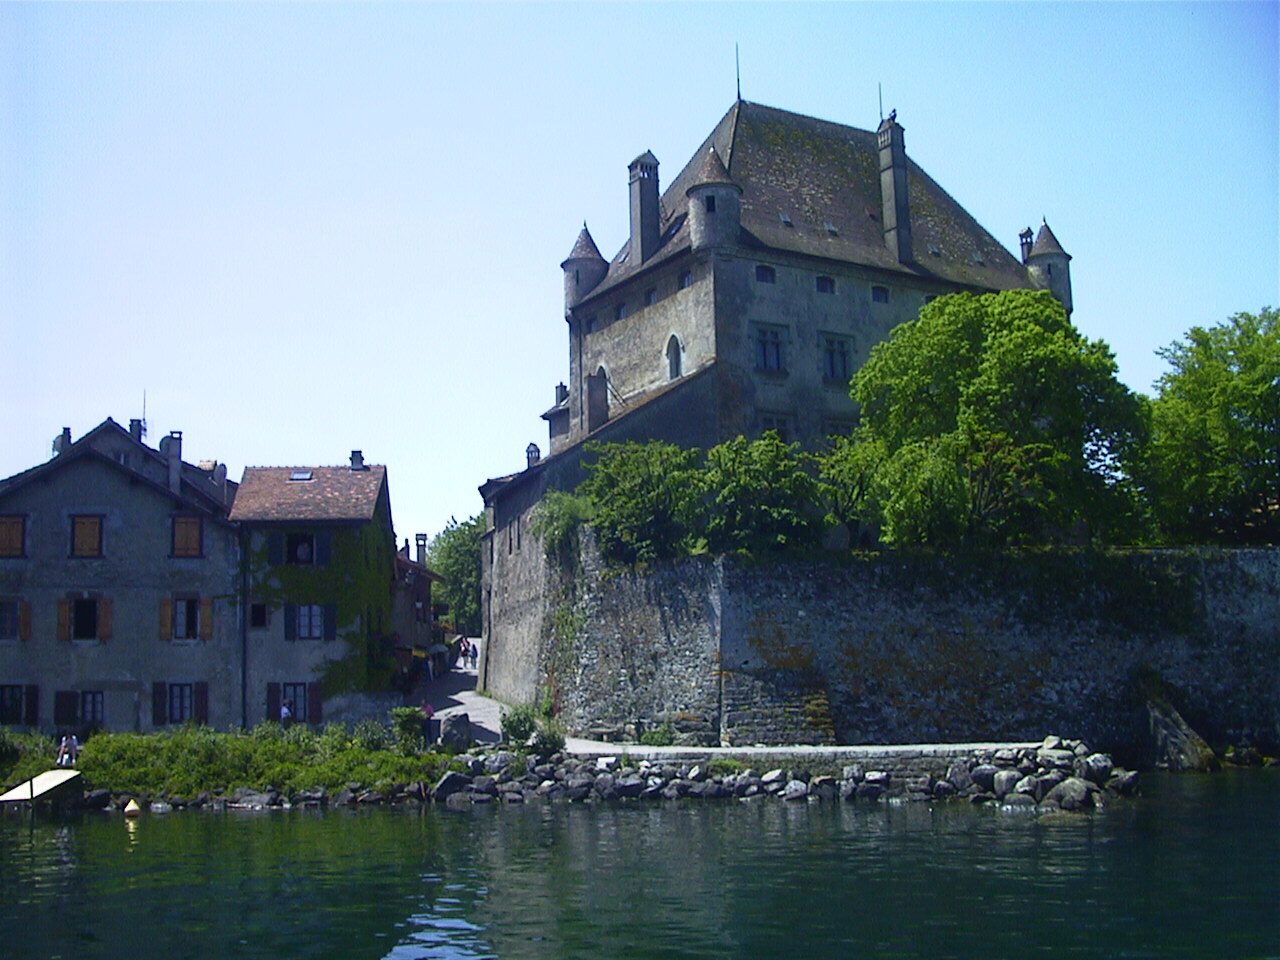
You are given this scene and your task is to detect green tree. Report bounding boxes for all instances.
[424,514,485,635]
[578,440,704,564]
[702,432,821,553]
[847,289,1146,547]
[1146,308,1279,544]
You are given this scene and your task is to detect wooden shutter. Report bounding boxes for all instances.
[98,599,112,642]
[173,517,201,557]
[193,682,209,725]
[307,683,323,724]
[159,598,173,640]
[283,603,297,641]
[199,597,214,642]
[18,601,30,642]
[267,532,284,566]
[152,682,168,726]
[54,690,78,727]
[266,682,281,723]
[315,532,331,567]
[23,685,38,726]
[323,603,337,641]
[57,599,70,642]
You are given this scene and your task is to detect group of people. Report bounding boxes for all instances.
[457,637,478,670]
[56,733,80,767]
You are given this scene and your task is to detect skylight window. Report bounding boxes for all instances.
[289,471,313,482]
[928,244,942,257]
[779,212,794,227]
[824,222,839,236]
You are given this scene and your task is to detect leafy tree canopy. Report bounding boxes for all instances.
[1145,307,1279,544]
[702,432,820,554]
[424,514,485,635]
[845,289,1146,546]
[578,440,703,564]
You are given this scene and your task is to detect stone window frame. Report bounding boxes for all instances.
[752,322,789,374]
[755,264,777,284]
[821,333,853,383]
[871,284,891,304]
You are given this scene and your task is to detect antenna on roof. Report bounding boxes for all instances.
[878,83,883,122]
[735,43,741,101]
[140,389,148,439]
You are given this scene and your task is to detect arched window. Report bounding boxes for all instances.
[666,336,682,380]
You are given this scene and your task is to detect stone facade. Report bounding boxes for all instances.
[481,101,1075,696]
[540,540,1280,762]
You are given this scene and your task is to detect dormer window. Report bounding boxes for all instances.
[755,264,776,284]
[678,271,693,289]
[615,302,628,321]
[644,288,657,307]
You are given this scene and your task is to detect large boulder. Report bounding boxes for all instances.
[1146,698,1218,772]
[439,713,474,751]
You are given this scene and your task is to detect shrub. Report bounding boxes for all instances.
[639,721,675,746]
[353,718,391,752]
[501,705,537,746]
[390,706,426,755]
[530,720,565,758]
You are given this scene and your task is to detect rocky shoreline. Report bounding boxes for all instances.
[66,735,1143,814]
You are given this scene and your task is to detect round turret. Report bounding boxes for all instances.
[561,224,608,311]
[686,146,742,251]
[1023,221,1073,316]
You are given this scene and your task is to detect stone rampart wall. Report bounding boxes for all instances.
[557,546,1280,761]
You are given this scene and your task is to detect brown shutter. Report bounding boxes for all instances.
[152,682,168,726]
[159,598,172,640]
[266,683,281,723]
[200,597,214,642]
[18,601,30,642]
[193,681,209,724]
[307,683,323,724]
[54,690,78,727]
[57,599,70,642]
[23,685,38,726]
[98,598,112,642]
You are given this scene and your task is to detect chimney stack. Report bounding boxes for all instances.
[415,533,428,566]
[129,419,144,441]
[526,443,541,469]
[555,382,569,405]
[160,431,182,493]
[52,427,72,456]
[877,113,912,263]
[628,151,660,264]
[350,450,366,471]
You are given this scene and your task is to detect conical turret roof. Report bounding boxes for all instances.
[563,223,605,263]
[686,145,738,193]
[1030,221,1070,259]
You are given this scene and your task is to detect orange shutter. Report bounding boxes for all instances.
[200,597,213,642]
[0,517,22,556]
[19,601,31,642]
[98,599,112,642]
[159,598,172,640]
[57,599,70,642]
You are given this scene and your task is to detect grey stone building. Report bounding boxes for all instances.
[0,418,240,733]
[479,100,1074,708]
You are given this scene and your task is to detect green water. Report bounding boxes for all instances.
[2,770,1278,959]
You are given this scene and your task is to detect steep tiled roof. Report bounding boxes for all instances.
[589,101,1031,298]
[1030,221,1070,259]
[687,145,736,191]
[230,465,386,522]
[563,224,605,263]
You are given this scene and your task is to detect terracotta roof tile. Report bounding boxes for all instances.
[230,465,386,522]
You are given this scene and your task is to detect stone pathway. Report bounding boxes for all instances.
[413,665,1042,764]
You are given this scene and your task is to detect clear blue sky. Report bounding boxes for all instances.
[3,2,1277,545]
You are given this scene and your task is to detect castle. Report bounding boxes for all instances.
[478,100,1073,706]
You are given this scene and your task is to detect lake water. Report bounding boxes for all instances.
[2,770,1277,960]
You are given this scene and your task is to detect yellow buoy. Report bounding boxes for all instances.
[123,798,142,817]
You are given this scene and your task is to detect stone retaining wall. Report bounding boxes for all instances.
[552,544,1280,761]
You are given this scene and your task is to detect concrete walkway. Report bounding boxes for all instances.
[414,665,1040,763]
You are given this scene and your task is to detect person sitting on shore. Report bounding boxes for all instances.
[56,733,80,767]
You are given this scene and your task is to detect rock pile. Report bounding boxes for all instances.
[74,736,1139,814]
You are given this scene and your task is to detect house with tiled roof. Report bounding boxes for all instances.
[478,100,1075,706]
[0,418,240,733]
[229,452,406,725]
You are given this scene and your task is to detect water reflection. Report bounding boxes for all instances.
[1,771,1278,960]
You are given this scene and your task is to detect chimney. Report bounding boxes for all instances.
[52,427,72,456]
[350,450,366,471]
[526,443,541,469]
[628,151,660,264]
[415,533,428,566]
[160,431,182,494]
[555,382,569,405]
[877,112,912,263]
[1019,228,1035,263]
[213,462,228,503]
[129,419,144,441]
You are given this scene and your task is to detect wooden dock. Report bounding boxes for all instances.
[0,769,82,803]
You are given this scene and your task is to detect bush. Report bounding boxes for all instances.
[530,720,565,758]
[501,705,537,746]
[353,718,391,752]
[639,721,675,746]
[390,706,426,755]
